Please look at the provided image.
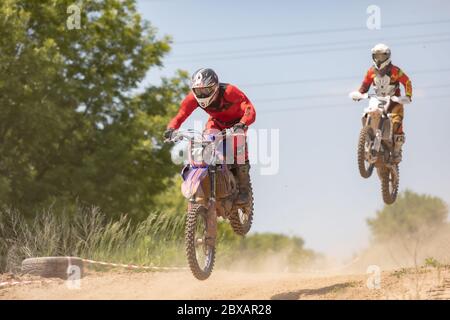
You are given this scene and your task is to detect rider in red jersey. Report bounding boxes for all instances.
[165,68,256,204]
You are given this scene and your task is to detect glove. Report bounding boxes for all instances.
[163,128,175,141]
[391,96,412,104]
[349,91,363,101]
[232,122,247,133]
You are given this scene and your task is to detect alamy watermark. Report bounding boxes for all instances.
[66,265,81,290]
[366,265,381,290]
[67,3,82,30]
[170,121,280,176]
[366,5,381,30]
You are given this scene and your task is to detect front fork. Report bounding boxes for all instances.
[205,165,217,247]
[371,116,397,180]
[373,117,385,154]
[364,115,386,165]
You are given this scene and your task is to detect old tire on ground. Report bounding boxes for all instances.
[22,257,84,279]
[229,182,254,236]
[185,204,215,281]
[358,126,375,179]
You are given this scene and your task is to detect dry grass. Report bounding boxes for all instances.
[0,206,186,273]
[0,206,318,274]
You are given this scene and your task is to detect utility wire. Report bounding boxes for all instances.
[173,32,450,58]
[169,37,450,63]
[239,67,450,88]
[257,93,450,114]
[175,19,450,44]
[253,83,450,104]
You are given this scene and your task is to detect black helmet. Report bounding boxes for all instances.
[190,68,219,108]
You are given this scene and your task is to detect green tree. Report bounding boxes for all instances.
[0,0,188,218]
[153,177,186,216]
[367,190,448,241]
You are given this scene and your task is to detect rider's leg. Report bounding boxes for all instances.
[234,130,251,205]
[235,161,251,205]
[390,103,405,164]
[205,120,251,205]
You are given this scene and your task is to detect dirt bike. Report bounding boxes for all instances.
[349,92,411,204]
[166,129,254,280]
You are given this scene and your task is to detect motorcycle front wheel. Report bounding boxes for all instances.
[357,126,375,178]
[380,165,399,205]
[185,204,216,280]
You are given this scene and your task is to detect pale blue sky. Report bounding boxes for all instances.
[137,0,450,258]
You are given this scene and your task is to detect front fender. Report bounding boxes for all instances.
[181,165,208,199]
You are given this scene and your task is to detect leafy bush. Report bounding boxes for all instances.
[367,190,448,241]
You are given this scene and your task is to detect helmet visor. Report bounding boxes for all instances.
[373,52,389,65]
[193,86,216,99]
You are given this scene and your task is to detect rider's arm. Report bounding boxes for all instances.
[396,68,413,99]
[225,85,256,126]
[167,93,198,129]
[358,68,375,94]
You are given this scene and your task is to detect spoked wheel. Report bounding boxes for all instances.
[380,165,399,205]
[185,204,215,280]
[230,182,254,236]
[358,126,375,178]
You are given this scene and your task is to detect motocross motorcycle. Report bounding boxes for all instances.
[349,92,411,204]
[167,129,254,280]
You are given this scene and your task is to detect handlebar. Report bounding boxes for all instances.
[165,128,245,144]
[349,91,411,104]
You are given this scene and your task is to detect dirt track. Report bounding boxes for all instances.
[1,268,449,300]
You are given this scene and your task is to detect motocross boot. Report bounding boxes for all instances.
[392,134,405,164]
[235,162,251,205]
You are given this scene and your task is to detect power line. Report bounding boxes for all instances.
[253,83,450,104]
[175,19,450,45]
[257,93,450,114]
[173,32,450,58]
[168,37,450,63]
[239,68,450,88]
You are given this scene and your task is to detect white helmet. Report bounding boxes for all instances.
[190,68,220,109]
[371,43,391,70]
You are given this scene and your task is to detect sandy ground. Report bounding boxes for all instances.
[1,267,449,300]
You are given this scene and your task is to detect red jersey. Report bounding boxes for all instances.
[359,64,412,98]
[168,83,256,130]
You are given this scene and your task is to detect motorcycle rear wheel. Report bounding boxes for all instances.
[229,182,254,236]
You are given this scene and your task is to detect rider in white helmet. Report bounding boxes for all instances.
[355,44,413,163]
